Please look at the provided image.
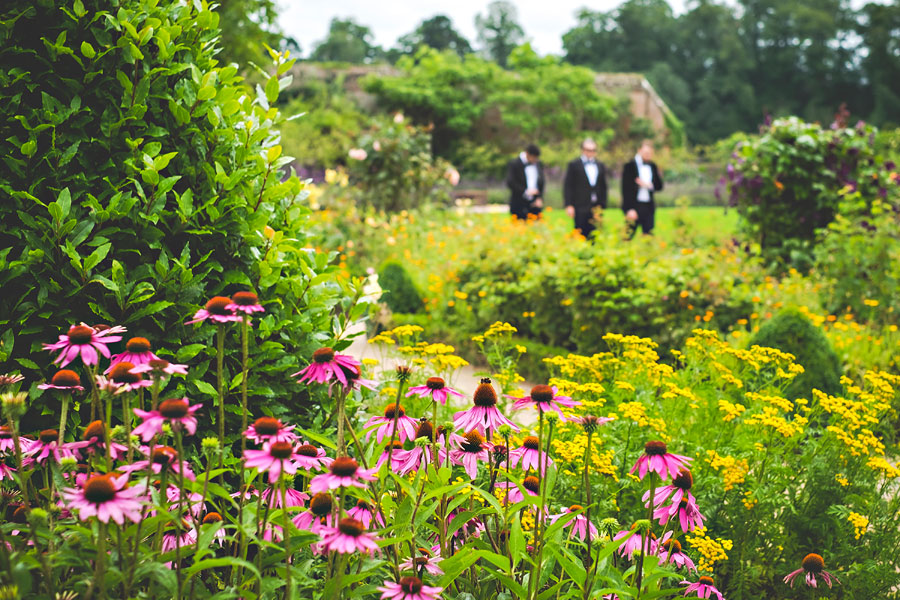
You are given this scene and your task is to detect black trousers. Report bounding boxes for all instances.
[627,201,655,238]
[574,210,595,238]
[511,202,542,220]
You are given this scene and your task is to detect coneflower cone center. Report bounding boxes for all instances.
[205,296,232,315]
[202,512,223,524]
[148,358,170,371]
[153,447,177,464]
[461,431,484,452]
[663,539,682,553]
[310,493,333,515]
[383,403,405,418]
[426,377,445,390]
[644,440,668,456]
[673,469,693,490]
[473,383,497,407]
[83,475,116,503]
[698,576,715,586]
[253,417,281,436]
[296,444,318,457]
[67,325,94,344]
[159,399,189,418]
[269,442,294,460]
[523,476,540,494]
[802,553,825,573]
[51,369,81,387]
[330,457,359,477]
[337,517,365,537]
[399,577,423,593]
[232,291,259,306]
[355,499,371,510]
[313,347,335,363]
[83,420,105,440]
[415,420,434,440]
[126,337,151,352]
[530,384,553,403]
[39,429,59,444]
[110,362,140,384]
[523,436,540,450]
[0,426,11,439]
[569,504,583,512]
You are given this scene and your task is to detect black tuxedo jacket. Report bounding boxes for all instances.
[563,157,608,211]
[506,157,545,211]
[621,159,663,213]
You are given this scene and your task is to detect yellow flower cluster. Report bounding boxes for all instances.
[847,512,869,540]
[717,399,746,422]
[685,527,733,573]
[744,406,807,438]
[741,491,757,510]
[483,321,517,338]
[548,378,606,408]
[706,450,749,491]
[661,382,700,405]
[744,391,793,413]
[835,473,849,487]
[866,456,900,479]
[551,429,618,481]
[618,402,666,434]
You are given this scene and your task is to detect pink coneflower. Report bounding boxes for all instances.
[659,538,696,571]
[132,398,201,441]
[94,375,127,395]
[44,323,123,367]
[631,441,693,481]
[161,522,197,566]
[495,476,541,504]
[38,369,85,393]
[244,441,302,483]
[244,416,298,445]
[62,473,144,524]
[376,441,409,471]
[453,378,519,436]
[784,553,840,589]
[108,337,159,371]
[378,576,442,600]
[293,441,333,470]
[0,426,31,453]
[406,377,465,406]
[201,512,227,546]
[227,291,265,315]
[571,414,615,431]
[682,575,725,599]
[347,499,385,529]
[308,457,377,493]
[645,469,695,509]
[0,373,25,387]
[397,422,446,474]
[186,296,241,325]
[549,505,598,542]
[80,420,127,460]
[507,384,580,420]
[509,436,553,474]
[319,517,380,554]
[293,492,334,532]
[400,548,444,576]
[364,404,419,443]
[260,486,309,509]
[614,526,667,558]
[654,497,705,533]
[130,359,188,378]
[161,484,205,517]
[292,347,363,387]
[449,430,492,479]
[22,429,88,467]
[107,361,152,392]
[0,463,14,481]
[120,445,195,480]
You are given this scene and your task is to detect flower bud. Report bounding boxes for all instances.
[544,411,560,424]
[27,507,48,527]
[59,456,78,472]
[414,437,430,449]
[497,424,513,437]
[1,392,27,419]
[202,436,221,456]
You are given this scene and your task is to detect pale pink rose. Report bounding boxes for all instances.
[445,167,461,186]
[373,141,382,151]
[393,112,404,124]
[348,148,367,161]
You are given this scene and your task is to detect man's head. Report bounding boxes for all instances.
[581,138,598,158]
[525,144,541,164]
[638,140,654,161]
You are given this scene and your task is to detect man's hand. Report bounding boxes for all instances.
[635,178,653,189]
[565,205,575,218]
[526,188,540,197]
[533,198,543,208]
[626,209,638,222]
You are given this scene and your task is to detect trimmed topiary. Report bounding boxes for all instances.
[748,308,842,399]
[379,261,424,314]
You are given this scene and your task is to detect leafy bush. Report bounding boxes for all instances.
[0,0,346,428]
[748,308,842,399]
[725,117,899,265]
[378,261,424,314]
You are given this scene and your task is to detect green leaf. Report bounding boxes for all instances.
[194,381,217,396]
[264,75,279,104]
[266,145,282,163]
[197,85,216,101]
[176,343,206,362]
[21,140,36,156]
[80,41,95,59]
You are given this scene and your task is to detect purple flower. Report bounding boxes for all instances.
[631,441,692,480]
[507,384,580,421]
[654,497,705,533]
[508,435,553,474]
[292,492,334,533]
[244,416,298,445]
[293,347,364,389]
[186,296,242,324]
[38,369,84,393]
[659,538,696,571]
[453,378,519,436]
[62,473,145,525]
[784,553,840,589]
[132,399,201,442]
[319,517,380,554]
[107,337,159,372]
[406,376,465,406]
[227,291,265,315]
[308,457,377,493]
[244,441,302,484]
[449,430,492,479]
[495,476,540,505]
[378,576,442,600]
[549,505,599,542]
[130,359,188,378]
[364,404,419,443]
[682,575,724,599]
[347,499,385,529]
[43,323,124,367]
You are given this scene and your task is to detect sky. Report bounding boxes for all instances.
[280,0,689,58]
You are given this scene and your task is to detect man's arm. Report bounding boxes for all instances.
[505,160,527,198]
[563,161,576,208]
[621,162,637,213]
[597,163,608,209]
[536,163,545,198]
[652,162,664,192]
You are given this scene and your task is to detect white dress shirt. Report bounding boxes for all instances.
[635,154,653,202]
[582,156,599,187]
[520,152,539,199]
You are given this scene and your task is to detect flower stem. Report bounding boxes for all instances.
[531,416,555,600]
[57,392,70,444]
[240,315,249,454]
[336,387,347,456]
[95,521,108,600]
[281,473,293,600]
[216,323,226,471]
[582,429,593,600]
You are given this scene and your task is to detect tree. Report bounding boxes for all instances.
[215,0,284,71]
[475,1,525,68]
[310,18,381,63]
[857,2,900,124]
[394,15,472,58]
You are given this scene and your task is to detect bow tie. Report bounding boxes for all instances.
[584,159,595,165]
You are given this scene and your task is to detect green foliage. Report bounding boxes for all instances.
[474,0,524,68]
[748,308,842,399]
[0,0,344,425]
[378,261,424,315]
[310,17,381,64]
[390,14,472,61]
[725,117,899,266]
[215,0,283,74]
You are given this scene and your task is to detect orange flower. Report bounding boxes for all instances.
[774,180,784,191]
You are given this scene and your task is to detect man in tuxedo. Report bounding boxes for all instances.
[621,140,664,238]
[563,138,608,238]
[506,144,544,220]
